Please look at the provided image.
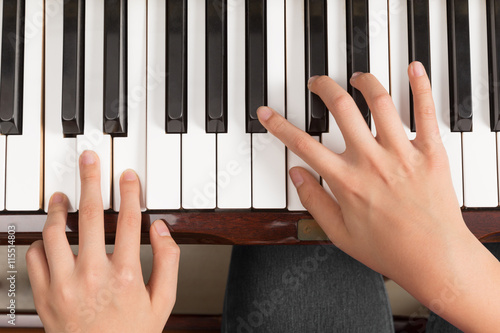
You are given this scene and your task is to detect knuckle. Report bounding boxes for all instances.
[119,210,141,228]
[270,116,287,135]
[80,168,100,184]
[26,241,43,261]
[330,94,353,114]
[413,84,433,97]
[291,135,311,154]
[82,269,102,292]
[79,203,102,221]
[298,187,315,209]
[114,265,137,287]
[371,93,393,112]
[42,224,62,242]
[417,105,436,119]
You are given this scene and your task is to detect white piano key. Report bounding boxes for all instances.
[389,0,414,140]
[76,0,112,210]
[44,0,77,212]
[146,0,181,209]
[182,0,216,209]
[5,0,43,210]
[463,0,498,207]
[252,0,286,209]
[113,0,147,211]
[429,0,463,207]
[322,0,347,197]
[217,0,251,209]
[369,0,390,93]
[286,0,319,211]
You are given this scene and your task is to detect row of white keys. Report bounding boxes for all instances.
[322,0,347,198]
[465,0,498,207]
[5,0,43,211]
[252,0,286,209]
[217,0,251,209]
[146,0,181,209]
[45,0,77,212]
[113,0,147,211]
[77,0,112,210]
[429,0,463,206]
[286,0,318,211]
[182,0,216,209]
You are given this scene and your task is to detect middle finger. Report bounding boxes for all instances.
[78,150,106,258]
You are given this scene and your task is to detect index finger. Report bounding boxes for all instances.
[257,107,345,178]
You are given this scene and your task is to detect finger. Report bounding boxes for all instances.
[113,170,142,264]
[257,107,345,178]
[78,150,106,258]
[350,72,410,150]
[147,220,180,314]
[42,193,75,277]
[289,167,349,246]
[26,240,50,292]
[408,61,441,147]
[308,75,376,149]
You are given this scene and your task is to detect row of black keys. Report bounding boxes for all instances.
[1,0,500,136]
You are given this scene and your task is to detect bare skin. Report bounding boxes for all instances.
[26,62,500,332]
[26,151,180,333]
[256,61,500,332]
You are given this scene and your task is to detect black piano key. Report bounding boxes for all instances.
[487,0,500,131]
[447,0,472,132]
[61,0,85,137]
[103,0,127,136]
[346,0,370,128]
[206,0,227,133]
[0,0,25,135]
[408,0,431,132]
[246,0,267,133]
[305,0,328,135]
[166,0,187,133]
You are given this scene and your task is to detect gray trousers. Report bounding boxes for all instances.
[222,243,500,333]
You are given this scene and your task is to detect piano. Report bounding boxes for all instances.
[0,0,500,247]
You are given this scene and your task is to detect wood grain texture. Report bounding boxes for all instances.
[0,209,499,245]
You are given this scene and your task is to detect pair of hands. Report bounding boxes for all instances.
[27,61,495,332]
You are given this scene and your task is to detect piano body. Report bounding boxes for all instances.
[0,0,500,248]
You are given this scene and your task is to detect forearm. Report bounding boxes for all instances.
[396,227,500,332]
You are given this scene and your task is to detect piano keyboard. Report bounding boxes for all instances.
[1,0,500,214]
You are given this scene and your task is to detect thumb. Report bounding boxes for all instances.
[147,220,180,314]
[290,167,348,245]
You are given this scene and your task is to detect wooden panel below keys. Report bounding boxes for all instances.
[0,210,500,245]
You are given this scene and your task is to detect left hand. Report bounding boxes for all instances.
[26,150,180,333]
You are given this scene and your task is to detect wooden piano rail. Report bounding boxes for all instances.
[1,208,500,245]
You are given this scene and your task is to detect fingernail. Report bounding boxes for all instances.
[308,75,319,88]
[154,220,171,237]
[51,192,64,204]
[351,72,363,80]
[289,169,304,188]
[412,61,425,77]
[80,150,95,165]
[257,107,272,121]
[122,169,137,181]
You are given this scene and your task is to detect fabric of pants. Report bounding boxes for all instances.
[222,243,500,333]
[221,245,394,333]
